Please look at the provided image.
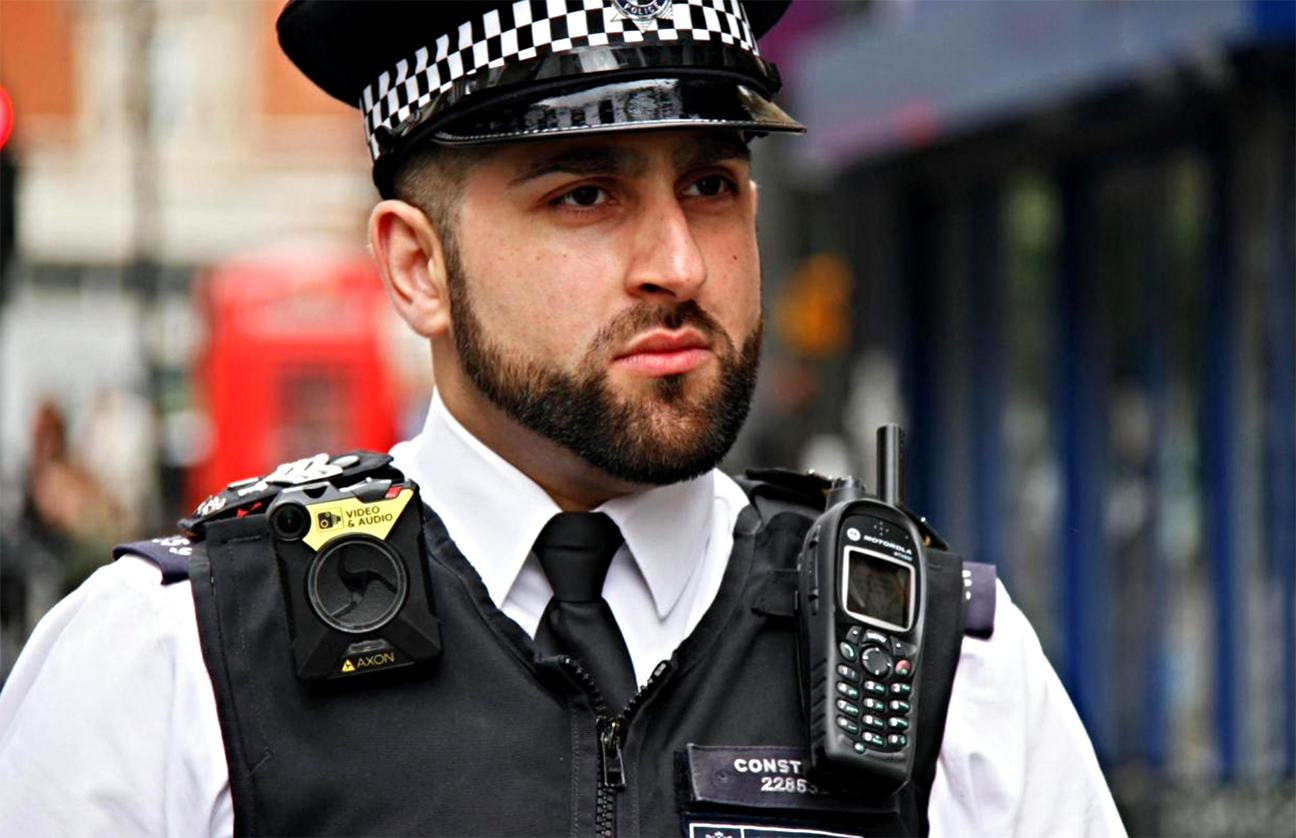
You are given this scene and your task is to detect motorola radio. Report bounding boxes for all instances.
[796,425,928,793]
[267,475,442,682]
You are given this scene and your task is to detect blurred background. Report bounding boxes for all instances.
[0,1,1292,834]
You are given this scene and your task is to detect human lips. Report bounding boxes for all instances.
[613,329,713,376]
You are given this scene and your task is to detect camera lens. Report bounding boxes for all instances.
[308,537,407,633]
[271,502,310,541]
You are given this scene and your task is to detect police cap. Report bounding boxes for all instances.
[277,0,805,196]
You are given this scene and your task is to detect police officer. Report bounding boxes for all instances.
[0,2,1125,835]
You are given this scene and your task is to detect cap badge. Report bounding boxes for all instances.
[611,0,673,30]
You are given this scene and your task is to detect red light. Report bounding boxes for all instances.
[0,87,13,149]
[893,101,939,148]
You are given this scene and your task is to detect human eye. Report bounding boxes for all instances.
[680,173,739,198]
[552,184,610,208]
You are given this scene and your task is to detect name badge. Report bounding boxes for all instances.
[678,745,895,815]
[687,823,862,838]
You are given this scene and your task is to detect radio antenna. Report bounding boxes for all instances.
[877,425,904,506]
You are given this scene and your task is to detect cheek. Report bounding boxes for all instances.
[709,233,762,334]
[460,232,616,357]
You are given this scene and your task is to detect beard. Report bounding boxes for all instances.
[445,246,762,487]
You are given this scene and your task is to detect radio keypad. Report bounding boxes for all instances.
[834,621,916,753]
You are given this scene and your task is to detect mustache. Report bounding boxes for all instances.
[588,301,727,356]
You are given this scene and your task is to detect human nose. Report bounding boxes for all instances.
[624,194,707,302]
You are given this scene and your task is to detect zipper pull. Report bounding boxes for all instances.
[600,717,626,789]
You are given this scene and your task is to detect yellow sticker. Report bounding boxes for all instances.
[302,488,413,550]
[341,659,356,673]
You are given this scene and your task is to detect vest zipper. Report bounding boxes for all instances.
[596,718,622,838]
[559,657,675,838]
[599,716,625,788]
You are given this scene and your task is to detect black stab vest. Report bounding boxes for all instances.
[123,477,992,837]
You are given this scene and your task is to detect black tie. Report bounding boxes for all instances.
[533,512,637,711]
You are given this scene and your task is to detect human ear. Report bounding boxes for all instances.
[368,200,452,338]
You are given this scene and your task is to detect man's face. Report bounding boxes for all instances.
[442,130,763,486]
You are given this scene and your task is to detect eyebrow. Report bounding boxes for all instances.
[673,134,752,171]
[508,145,649,188]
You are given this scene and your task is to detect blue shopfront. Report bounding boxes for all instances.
[750,2,1295,831]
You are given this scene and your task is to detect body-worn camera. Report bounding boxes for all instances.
[267,476,442,682]
[796,426,927,794]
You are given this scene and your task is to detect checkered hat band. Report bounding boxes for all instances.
[361,0,760,160]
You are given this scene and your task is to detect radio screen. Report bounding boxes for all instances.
[845,550,911,629]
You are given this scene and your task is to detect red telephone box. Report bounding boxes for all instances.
[188,242,403,508]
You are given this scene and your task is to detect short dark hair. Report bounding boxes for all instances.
[391,143,495,242]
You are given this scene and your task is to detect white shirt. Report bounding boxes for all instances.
[0,393,1125,838]
[392,392,747,688]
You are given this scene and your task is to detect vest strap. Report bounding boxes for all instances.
[750,569,799,618]
[899,547,965,835]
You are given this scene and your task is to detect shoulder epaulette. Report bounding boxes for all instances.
[962,560,997,639]
[734,467,832,518]
[179,450,400,537]
[112,535,196,584]
[113,450,401,585]
[739,467,997,639]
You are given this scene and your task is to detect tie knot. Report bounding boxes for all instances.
[533,512,625,602]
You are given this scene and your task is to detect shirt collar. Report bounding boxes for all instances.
[390,391,716,620]
[598,467,715,620]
